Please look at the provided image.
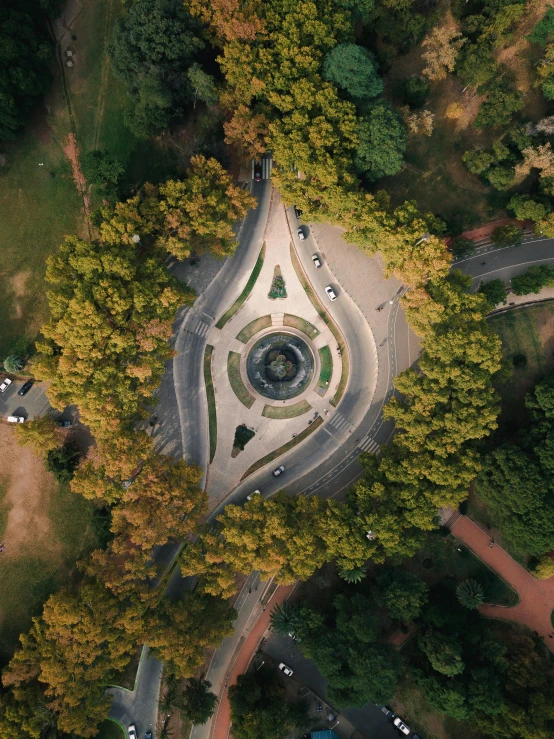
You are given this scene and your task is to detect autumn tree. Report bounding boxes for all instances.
[421,27,465,81]
[13,416,61,458]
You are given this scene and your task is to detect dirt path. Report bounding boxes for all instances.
[211,584,295,739]
[450,515,554,651]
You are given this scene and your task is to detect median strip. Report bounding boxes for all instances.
[227,351,255,408]
[203,345,217,462]
[216,243,266,328]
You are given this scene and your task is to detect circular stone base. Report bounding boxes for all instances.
[246,332,314,400]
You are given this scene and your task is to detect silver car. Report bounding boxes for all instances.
[279,662,294,676]
[312,254,321,268]
[325,285,337,301]
[272,465,285,477]
[297,227,306,241]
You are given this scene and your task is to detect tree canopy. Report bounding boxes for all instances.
[322,43,383,101]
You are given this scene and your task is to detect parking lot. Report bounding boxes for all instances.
[0,378,52,421]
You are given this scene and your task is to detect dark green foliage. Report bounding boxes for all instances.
[528,7,554,46]
[511,265,554,295]
[322,43,383,101]
[109,0,206,136]
[456,44,498,88]
[491,225,522,248]
[233,425,255,451]
[45,442,81,484]
[228,668,309,739]
[181,679,217,725]
[462,148,495,175]
[462,140,516,188]
[397,76,429,109]
[80,150,124,201]
[269,600,302,638]
[3,355,25,373]
[478,279,508,307]
[333,0,375,24]
[474,80,524,129]
[508,194,550,221]
[456,578,485,609]
[450,237,476,259]
[486,165,515,190]
[373,568,428,623]
[355,101,407,181]
[0,3,53,141]
[338,565,366,583]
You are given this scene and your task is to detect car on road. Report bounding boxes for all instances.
[325,285,337,301]
[246,490,261,500]
[57,420,72,428]
[272,465,285,476]
[128,726,137,739]
[0,378,12,393]
[297,227,306,241]
[7,416,24,423]
[379,706,394,720]
[278,662,294,676]
[312,254,321,268]
[294,206,302,219]
[254,162,262,181]
[393,717,410,735]
[18,380,33,396]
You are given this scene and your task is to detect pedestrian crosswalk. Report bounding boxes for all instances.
[186,318,210,338]
[358,436,380,454]
[251,157,273,180]
[328,411,354,435]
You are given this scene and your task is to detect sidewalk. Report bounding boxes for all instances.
[450,515,554,652]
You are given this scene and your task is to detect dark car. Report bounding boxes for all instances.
[145,732,153,739]
[254,162,262,181]
[18,380,33,396]
[294,206,302,219]
[57,420,72,428]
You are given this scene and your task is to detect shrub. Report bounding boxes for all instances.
[398,76,429,108]
[531,554,554,580]
[491,225,522,248]
[450,237,475,258]
[233,424,255,450]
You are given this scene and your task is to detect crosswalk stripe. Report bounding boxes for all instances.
[360,437,379,453]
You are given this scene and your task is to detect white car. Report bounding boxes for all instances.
[273,465,285,477]
[278,662,294,677]
[312,254,321,268]
[246,490,261,501]
[297,228,306,241]
[7,416,24,423]
[128,726,137,739]
[325,285,337,301]
[393,717,410,736]
[0,378,12,393]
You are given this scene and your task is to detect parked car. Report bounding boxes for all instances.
[325,285,337,301]
[272,465,285,477]
[57,420,72,428]
[0,378,12,393]
[312,254,321,268]
[7,416,24,423]
[393,717,410,736]
[145,732,153,739]
[278,662,294,677]
[246,490,261,500]
[254,162,262,181]
[128,726,137,739]
[18,380,33,396]
[379,706,394,720]
[294,206,302,219]
[297,227,306,241]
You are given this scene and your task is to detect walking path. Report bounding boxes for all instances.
[210,584,295,739]
[449,515,554,652]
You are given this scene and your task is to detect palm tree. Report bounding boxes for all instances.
[456,578,485,609]
[4,355,24,373]
[339,565,366,584]
[270,600,301,638]
[157,717,174,739]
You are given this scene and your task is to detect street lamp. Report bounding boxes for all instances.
[131,234,141,245]
[413,232,430,247]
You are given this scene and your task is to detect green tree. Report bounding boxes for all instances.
[180,679,217,725]
[187,63,219,107]
[270,601,302,638]
[475,80,524,129]
[456,44,498,88]
[374,568,428,622]
[491,224,522,248]
[478,278,508,307]
[486,165,515,190]
[45,441,81,484]
[398,76,429,108]
[13,416,61,457]
[508,194,550,221]
[339,565,366,583]
[450,237,476,259]
[511,265,554,295]
[322,43,383,101]
[3,355,25,373]
[456,579,486,609]
[355,101,407,181]
[528,7,554,46]
[80,149,124,200]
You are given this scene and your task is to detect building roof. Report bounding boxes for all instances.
[311,732,340,739]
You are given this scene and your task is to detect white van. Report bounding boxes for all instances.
[7,416,25,423]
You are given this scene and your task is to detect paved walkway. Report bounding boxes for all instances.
[210,584,295,739]
[450,515,554,651]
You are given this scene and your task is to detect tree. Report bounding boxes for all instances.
[322,43,383,101]
[418,629,465,676]
[491,225,522,248]
[270,601,302,638]
[109,0,206,135]
[421,26,465,81]
[528,7,554,46]
[475,80,524,129]
[478,279,508,307]
[13,416,61,457]
[508,194,550,222]
[456,579,485,609]
[398,76,429,108]
[339,565,366,583]
[450,237,475,259]
[511,265,554,295]
[187,63,218,107]
[374,568,428,623]
[531,554,554,580]
[355,101,407,181]
[80,150,124,200]
[402,108,434,136]
[181,679,217,725]
[3,355,24,373]
[229,669,309,739]
[456,44,497,88]
[46,441,81,484]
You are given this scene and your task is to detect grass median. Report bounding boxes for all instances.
[317,345,333,394]
[262,400,312,419]
[289,245,349,406]
[236,315,272,343]
[216,243,266,329]
[203,345,217,462]
[240,416,324,480]
[283,314,319,339]
[228,352,255,408]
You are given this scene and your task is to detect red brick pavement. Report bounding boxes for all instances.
[451,516,554,652]
[211,584,295,739]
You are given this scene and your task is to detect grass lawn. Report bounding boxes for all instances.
[203,345,217,462]
[262,400,311,419]
[283,314,319,339]
[236,315,272,343]
[227,351,255,408]
[95,720,125,739]
[405,531,518,607]
[216,244,266,328]
[488,303,554,427]
[317,345,333,392]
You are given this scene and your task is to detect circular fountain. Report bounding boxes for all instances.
[246,332,314,400]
